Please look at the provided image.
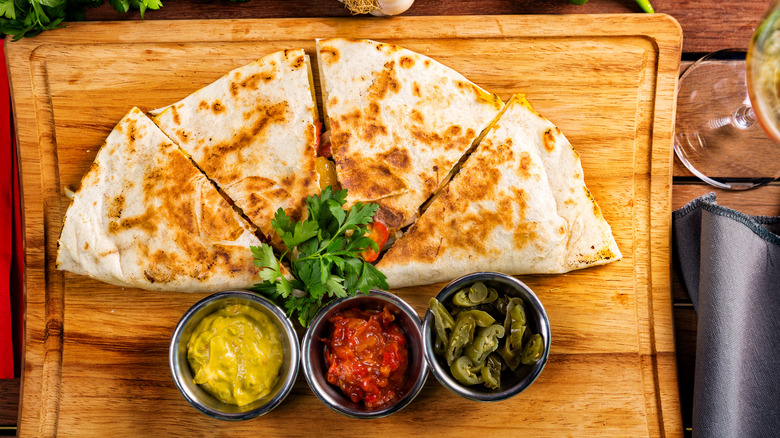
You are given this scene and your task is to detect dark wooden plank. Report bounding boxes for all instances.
[672,183,780,216]
[77,0,770,53]
[0,378,19,426]
[673,307,697,437]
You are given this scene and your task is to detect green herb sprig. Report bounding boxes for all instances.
[0,0,163,41]
[251,186,388,327]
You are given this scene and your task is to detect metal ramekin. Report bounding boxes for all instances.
[301,290,428,419]
[169,290,300,420]
[423,272,551,402]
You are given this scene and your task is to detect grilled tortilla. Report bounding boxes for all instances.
[316,38,504,233]
[152,49,320,239]
[56,108,263,292]
[376,95,622,288]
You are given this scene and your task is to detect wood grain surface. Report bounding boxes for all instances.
[77,0,772,54]
[7,14,683,436]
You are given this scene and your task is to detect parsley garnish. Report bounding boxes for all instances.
[0,0,163,41]
[251,186,389,327]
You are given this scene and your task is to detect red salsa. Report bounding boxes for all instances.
[324,306,409,408]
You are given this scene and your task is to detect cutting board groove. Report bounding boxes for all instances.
[7,14,682,436]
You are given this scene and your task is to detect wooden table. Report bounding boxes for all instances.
[2,0,778,436]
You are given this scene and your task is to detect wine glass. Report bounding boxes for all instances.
[674,0,780,190]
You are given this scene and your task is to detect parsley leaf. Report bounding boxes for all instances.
[250,187,389,326]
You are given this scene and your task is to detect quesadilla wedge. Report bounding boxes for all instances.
[56,107,263,292]
[376,95,621,289]
[152,49,320,240]
[315,38,504,234]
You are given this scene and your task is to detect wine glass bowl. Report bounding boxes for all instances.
[674,2,780,190]
[748,0,780,144]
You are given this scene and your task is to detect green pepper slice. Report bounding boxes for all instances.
[452,282,499,307]
[429,297,455,345]
[480,353,502,390]
[498,336,522,371]
[469,282,488,302]
[464,324,505,364]
[457,310,496,328]
[445,314,476,366]
[521,333,545,365]
[450,356,484,386]
[508,303,527,350]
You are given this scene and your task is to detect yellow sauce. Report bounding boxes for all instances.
[187,303,284,406]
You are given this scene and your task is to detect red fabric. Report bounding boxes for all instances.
[1,40,17,379]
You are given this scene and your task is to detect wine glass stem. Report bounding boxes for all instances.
[732,105,757,129]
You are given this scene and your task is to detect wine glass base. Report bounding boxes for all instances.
[674,50,780,190]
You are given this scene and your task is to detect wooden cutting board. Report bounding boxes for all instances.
[6,14,682,437]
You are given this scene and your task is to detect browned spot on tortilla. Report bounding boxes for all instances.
[292,56,305,69]
[518,151,533,179]
[564,198,575,206]
[230,82,239,97]
[329,96,338,106]
[176,130,189,143]
[412,82,421,98]
[368,61,401,100]
[212,100,225,114]
[411,109,424,124]
[198,100,209,111]
[319,46,340,64]
[107,194,125,219]
[108,209,156,235]
[240,74,262,91]
[400,56,415,69]
[512,221,538,252]
[367,102,380,118]
[170,105,181,126]
[382,148,411,170]
[424,59,430,67]
[330,131,350,157]
[305,122,316,147]
[574,171,581,179]
[361,123,388,142]
[410,126,475,153]
[83,242,89,250]
[125,118,138,143]
[543,128,556,152]
[338,161,408,203]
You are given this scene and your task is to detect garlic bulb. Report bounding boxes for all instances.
[370,0,415,16]
[339,0,414,16]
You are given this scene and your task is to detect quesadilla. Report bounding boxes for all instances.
[56,107,263,292]
[376,95,622,289]
[315,38,504,234]
[151,49,320,239]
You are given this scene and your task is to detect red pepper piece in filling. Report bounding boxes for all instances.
[324,306,409,408]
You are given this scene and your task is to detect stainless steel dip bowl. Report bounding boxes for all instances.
[301,290,428,419]
[423,272,551,402]
[169,290,300,420]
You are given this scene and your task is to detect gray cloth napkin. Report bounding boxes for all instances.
[673,192,780,438]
